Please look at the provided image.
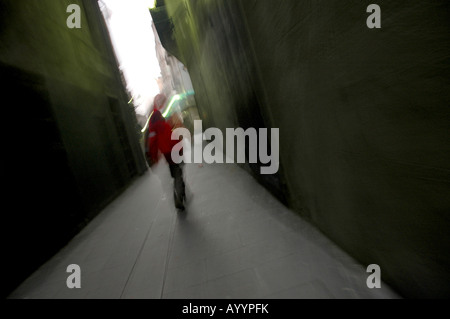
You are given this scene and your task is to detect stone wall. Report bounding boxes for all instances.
[1,0,147,296]
[159,0,450,298]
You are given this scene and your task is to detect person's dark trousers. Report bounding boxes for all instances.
[164,153,186,208]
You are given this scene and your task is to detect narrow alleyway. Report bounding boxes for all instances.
[8,159,400,299]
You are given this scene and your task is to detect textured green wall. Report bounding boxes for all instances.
[160,0,450,298]
[1,0,147,296]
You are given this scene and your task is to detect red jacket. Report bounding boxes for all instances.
[146,109,177,164]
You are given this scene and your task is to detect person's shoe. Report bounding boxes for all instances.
[174,190,185,211]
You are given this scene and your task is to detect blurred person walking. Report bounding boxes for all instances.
[145,94,186,210]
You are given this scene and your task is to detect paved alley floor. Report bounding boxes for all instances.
[8,159,401,299]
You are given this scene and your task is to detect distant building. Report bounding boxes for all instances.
[152,20,194,99]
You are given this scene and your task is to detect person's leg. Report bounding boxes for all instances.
[164,153,186,209]
[163,153,176,177]
[173,164,185,200]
